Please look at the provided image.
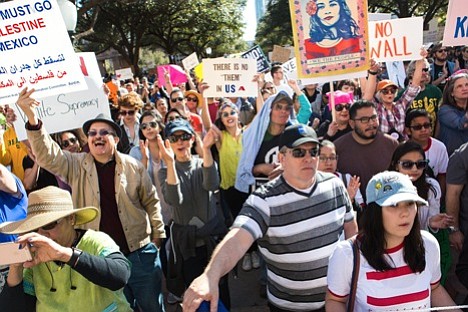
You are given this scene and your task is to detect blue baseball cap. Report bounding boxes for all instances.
[366,171,428,206]
[164,118,194,137]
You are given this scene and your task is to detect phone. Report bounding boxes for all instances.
[0,242,32,266]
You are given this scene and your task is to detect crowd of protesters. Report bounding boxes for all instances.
[0,42,468,311]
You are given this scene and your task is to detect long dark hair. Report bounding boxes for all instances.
[388,141,436,200]
[359,202,426,273]
[138,110,164,140]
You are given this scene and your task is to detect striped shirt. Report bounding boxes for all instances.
[232,172,355,311]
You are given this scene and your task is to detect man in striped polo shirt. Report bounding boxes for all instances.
[183,124,358,312]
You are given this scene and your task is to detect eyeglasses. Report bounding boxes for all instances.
[409,123,431,131]
[422,68,430,72]
[319,155,338,162]
[186,96,198,102]
[140,121,158,130]
[39,218,64,231]
[353,114,378,124]
[398,160,429,170]
[61,137,78,148]
[168,133,192,143]
[167,115,182,122]
[273,103,292,112]
[120,110,135,116]
[437,49,447,53]
[87,129,116,137]
[335,104,350,112]
[222,110,237,118]
[171,97,184,103]
[290,147,320,158]
[264,87,274,91]
[381,88,398,95]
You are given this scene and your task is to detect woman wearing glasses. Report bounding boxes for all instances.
[117,93,143,154]
[157,118,230,308]
[316,90,354,141]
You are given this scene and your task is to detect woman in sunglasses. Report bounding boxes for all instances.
[53,129,88,153]
[317,90,354,141]
[117,93,143,154]
[157,119,230,308]
[389,141,453,232]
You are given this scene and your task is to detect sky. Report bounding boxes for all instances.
[242,0,257,42]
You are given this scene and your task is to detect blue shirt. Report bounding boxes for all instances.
[0,175,27,242]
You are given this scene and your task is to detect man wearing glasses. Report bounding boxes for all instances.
[183,124,358,312]
[430,42,455,92]
[14,88,166,312]
[334,100,399,199]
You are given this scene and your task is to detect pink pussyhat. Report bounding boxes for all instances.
[326,90,354,110]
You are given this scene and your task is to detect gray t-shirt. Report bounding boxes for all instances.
[447,142,468,235]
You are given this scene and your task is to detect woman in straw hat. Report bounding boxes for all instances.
[0,186,132,311]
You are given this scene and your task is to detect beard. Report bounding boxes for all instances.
[354,125,378,140]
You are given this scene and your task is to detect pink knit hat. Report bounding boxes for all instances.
[326,90,354,110]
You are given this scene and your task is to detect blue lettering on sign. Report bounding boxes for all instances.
[224,85,236,93]
[0,35,38,51]
[454,16,467,38]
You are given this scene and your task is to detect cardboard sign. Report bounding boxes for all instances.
[115,67,133,81]
[241,45,270,73]
[369,17,423,62]
[157,64,187,88]
[13,52,111,141]
[182,52,199,71]
[0,0,86,104]
[271,45,292,63]
[443,0,468,46]
[202,58,257,97]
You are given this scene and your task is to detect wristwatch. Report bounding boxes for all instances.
[448,226,460,234]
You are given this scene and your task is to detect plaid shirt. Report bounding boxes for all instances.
[375,85,421,135]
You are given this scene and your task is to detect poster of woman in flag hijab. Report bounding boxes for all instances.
[290,0,369,78]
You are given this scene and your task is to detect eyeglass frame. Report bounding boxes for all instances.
[61,137,78,148]
[352,114,378,124]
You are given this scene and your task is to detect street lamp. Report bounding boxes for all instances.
[206,47,212,57]
[57,0,77,34]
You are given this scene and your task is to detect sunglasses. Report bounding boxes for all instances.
[273,103,292,112]
[335,104,350,112]
[410,123,431,131]
[290,147,320,158]
[353,114,378,124]
[39,218,64,231]
[381,88,398,95]
[422,68,430,72]
[87,129,116,137]
[186,96,198,102]
[171,97,184,103]
[222,110,237,118]
[120,110,136,116]
[140,121,158,130]
[398,160,429,170]
[319,155,338,162]
[437,49,447,53]
[167,115,182,122]
[61,137,77,148]
[168,133,192,143]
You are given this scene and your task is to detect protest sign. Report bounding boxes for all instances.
[0,0,86,104]
[290,0,369,79]
[241,45,270,73]
[157,64,187,87]
[271,45,292,63]
[182,52,199,71]
[115,67,133,81]
[202,58,257,98]
[13,52,111,141]
[194,63,203,81]
[369,17,423,62]
[443,0,468,46]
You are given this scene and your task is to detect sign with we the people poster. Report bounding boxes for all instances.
[289,0,370,78]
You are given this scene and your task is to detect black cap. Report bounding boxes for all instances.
[164,118,194,137]
[82,113,122,137]
[279,124,320,149]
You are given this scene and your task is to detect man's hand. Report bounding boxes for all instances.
[16,87,40,125]
[183,273,219,312]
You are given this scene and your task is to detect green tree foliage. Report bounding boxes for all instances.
[76,0,247,75]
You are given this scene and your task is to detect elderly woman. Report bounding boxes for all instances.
[0,186,131,311]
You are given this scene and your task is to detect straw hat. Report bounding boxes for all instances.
[0,186,98,234]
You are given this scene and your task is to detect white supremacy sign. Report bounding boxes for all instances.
[13,52,111,141]
[0,0,86,104]
[369,17,423,62]
[202,58,257,98]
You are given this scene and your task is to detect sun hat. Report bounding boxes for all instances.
[366,171,428,207]
[0,186,99,234]
[82,113,122,138]
[184,90,203,108]
[279,124,320,149]
[377,80,398,92]
[164,118,195,137]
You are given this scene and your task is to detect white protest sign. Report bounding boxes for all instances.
[202,58,257,97]
[115,67,133,81]
[182,52,199,71]
[13,52,111,141]
[0,0,86,104]
[443,0,468,46]
[369,17,423,62]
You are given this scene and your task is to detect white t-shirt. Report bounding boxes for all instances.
[327,231,441,312]
[425,137,449,177]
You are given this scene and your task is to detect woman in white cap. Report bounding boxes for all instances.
[0,186,132,311]
[325,171,460,311]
